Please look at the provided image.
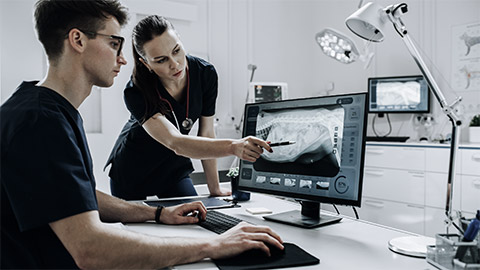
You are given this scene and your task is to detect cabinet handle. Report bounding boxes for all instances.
[407,204,424,209]
[364,170,385,176]
[366,149,384,155]
[364,200,384,208]
[473,179,480,188]
[409,172,425,178]
[472,154,480,161]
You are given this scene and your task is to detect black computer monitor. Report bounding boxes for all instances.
[368,75,430,115]
[238,93,368,228]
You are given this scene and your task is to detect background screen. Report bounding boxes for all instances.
[368,75,430,113]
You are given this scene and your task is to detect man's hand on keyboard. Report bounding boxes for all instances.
[159,202,207,224]
[207,222,284,259]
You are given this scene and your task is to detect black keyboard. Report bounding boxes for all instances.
[198,210,243,234]
[366,136,410,142]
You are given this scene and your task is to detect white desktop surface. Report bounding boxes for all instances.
[125,184,433,270]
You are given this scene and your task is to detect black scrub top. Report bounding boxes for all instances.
[0,81,98,269]
[106,55,218,200]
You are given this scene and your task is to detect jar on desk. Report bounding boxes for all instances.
[227,167,250,201]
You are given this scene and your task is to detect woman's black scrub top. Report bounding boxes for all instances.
[106,55,218,200]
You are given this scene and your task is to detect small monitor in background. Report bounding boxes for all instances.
[238,93,368,228]
[368,75,430,115]
[249,82,288,103]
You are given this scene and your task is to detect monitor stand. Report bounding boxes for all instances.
[263,201,342,228]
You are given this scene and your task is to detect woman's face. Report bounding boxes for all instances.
[141,28,187,83]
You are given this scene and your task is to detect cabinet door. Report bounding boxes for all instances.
[425,147,462,173]
[365,146,425,171]
[461,174,480,214]
[425,172,461,209]
[360,197,424,234]
[461,149,480,176]
[363,168,424,205]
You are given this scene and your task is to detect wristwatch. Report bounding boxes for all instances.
[155,205,164,224]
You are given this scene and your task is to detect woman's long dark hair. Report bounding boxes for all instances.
[132,15,175,123]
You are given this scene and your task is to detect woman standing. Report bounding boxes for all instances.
[106,15,271,200]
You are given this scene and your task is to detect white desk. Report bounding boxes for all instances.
[125,185,434,269]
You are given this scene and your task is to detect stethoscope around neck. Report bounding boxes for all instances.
[155,68,193,131]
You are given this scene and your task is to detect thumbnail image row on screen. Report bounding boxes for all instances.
[252,175,332,191]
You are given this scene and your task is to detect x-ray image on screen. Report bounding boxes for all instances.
[253,105,344,177]
[377,81,421,106]
[368,75,430,113]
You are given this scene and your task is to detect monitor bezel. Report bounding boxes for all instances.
[367,75,430,114]
[238,92,368,207]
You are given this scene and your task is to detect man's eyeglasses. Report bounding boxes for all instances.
[77,29,125,56]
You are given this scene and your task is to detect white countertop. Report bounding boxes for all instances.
[367,141,480,149]
[125,184,435,270]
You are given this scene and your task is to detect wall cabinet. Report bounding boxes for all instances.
[323,143,480,237]
[360,198,425,234]
[362,143,479,237]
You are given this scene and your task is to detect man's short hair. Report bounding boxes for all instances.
[34,0,129,61]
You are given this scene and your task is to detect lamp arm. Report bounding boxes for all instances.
[387,10,463,233]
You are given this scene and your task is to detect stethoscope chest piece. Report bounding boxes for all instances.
[182,118,193,130]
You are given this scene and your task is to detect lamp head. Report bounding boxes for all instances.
[315,28,359,64]
[345,2,386,42]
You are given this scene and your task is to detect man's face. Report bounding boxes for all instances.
[83,16,127,88]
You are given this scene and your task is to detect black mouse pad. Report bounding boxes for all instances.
[213,242,319,270]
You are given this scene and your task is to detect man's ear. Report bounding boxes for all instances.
[67,28,86,54]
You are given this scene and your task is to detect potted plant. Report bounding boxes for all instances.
[469,114,480,143]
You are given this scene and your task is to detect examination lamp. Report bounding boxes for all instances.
[315,28,359,64]
[315,28,374,68]
[345,2,463,257]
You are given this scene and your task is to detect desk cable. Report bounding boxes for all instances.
[332,204,340,215]
[352,206,359,220]
[372,113,392,137]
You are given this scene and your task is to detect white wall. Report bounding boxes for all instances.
[209,0,480,142]
[1,0,479,194]
[1,0,45,101]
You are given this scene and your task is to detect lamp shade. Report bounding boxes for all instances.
[345,2,386,42]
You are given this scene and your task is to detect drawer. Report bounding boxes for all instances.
[359,197,424,235]
[425,147,462,173]
[461,174,480,214]
[363,167,424,205]
[364,146,425,171]
[425,172,461,209]
[461,149,480,176]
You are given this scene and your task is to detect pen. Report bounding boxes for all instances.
[269,141,296,147]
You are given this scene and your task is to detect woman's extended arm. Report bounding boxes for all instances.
[142,113,272,162]
[197,116,231,196]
